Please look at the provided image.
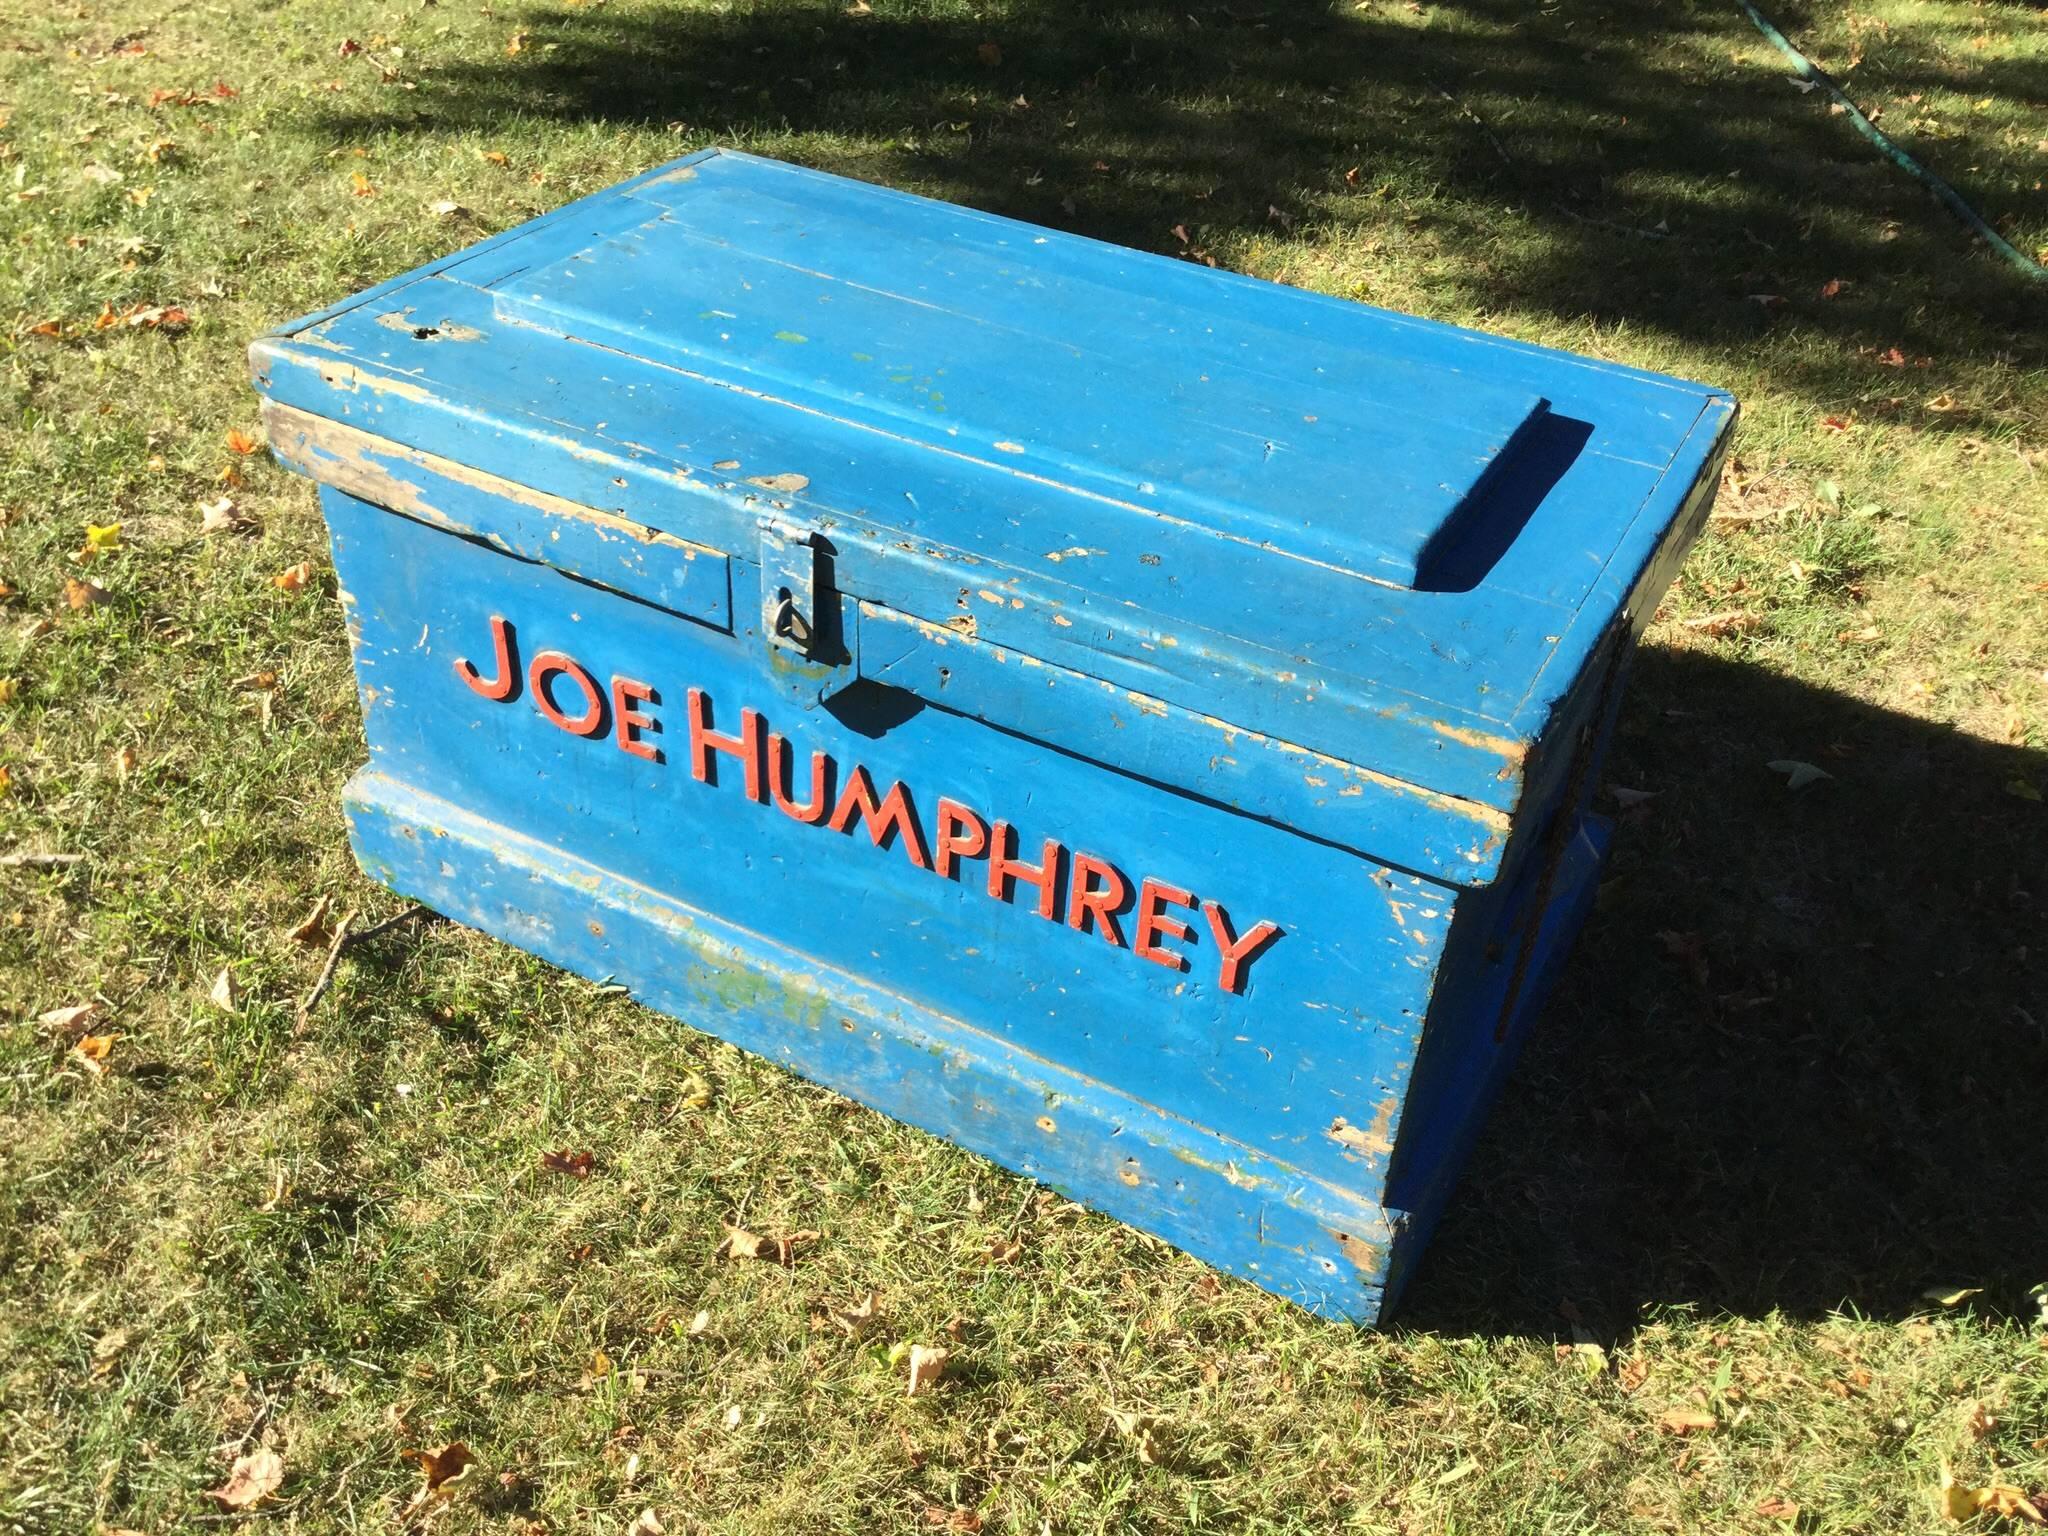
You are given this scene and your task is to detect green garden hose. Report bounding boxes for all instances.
[1736,0,2048,283]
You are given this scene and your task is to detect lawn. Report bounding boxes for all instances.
[2,0,2045,1530]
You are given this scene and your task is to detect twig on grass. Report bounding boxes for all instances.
[293,904,442,1028]
[0,849,86,868]
[295,909,355,1030]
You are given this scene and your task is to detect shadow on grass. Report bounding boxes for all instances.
[1401,644,2048,1337]
[325,0,2046,394]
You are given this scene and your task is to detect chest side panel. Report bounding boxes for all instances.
[325,487,1463,1196]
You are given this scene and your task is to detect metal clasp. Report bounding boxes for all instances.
[756,516,856,708]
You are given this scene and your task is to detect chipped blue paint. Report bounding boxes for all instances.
[253,149,1734,1322]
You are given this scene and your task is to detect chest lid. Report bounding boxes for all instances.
[252,149,1735,880]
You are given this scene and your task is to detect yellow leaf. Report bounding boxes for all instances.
[1924,1284,1985,1307]
[588,1346,612,1379]
[83,522,122,554]
[272,562,313,592]
[481,149,510,167]
[681,1069,712,1109]
[207,1447,284,1509]
[350,171,375,197]
[505,30,529,54]
[225,427,261,455]
[0,677,16,704]
[72,1033,118,1074]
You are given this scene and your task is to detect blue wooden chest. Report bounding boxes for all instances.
[252,149,1735,1322]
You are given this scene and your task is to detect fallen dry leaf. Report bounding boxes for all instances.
[207,1447,284,1509]
[400,1442,478,1508]
[627,1512,666,1536]
[209,966,241,1013]
[1108,1407,1163,1465]
[716,1223,815,1265]
[680,1069,712,1109]
[1654,1406,1717,1436]
[81,523,122,557]
[350,171,375,197]
[225,427,261,455]
[828,1293,878,1339]
[1966,1400,1996,1440]
[905,1343,950,1397]
[288,894,334,944]
[1924,1284,1984,1308]
[1767,759,1832,791]
[1756,1495,1800,1521]
[271,562,313,592]
[72,1033,118,1075]
[922,1509,983,1533]
[37,1001,101,1036]
[975,40,1002,67]
[1679,609,1760,637]
[540,1149,593,1179]
[65,577,111,609]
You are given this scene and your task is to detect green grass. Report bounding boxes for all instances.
[3,0,2046,1530]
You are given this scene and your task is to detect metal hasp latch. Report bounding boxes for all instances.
[756,515,855,708]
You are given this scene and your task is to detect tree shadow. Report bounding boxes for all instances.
[1400,643,2048,1337]
[324,0,2046,390]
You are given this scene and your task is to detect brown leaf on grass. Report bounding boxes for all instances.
[975,41,1002,66]
[337,37,363,56]
[540,1149,593,1179]
[1617,1354,1649,1393]
[1818,278,1846,299]
[400,1442,478,1508]
[921,1508,983,1532]
[627,1512,666,1536]
[828,1292,878,1338]
[288,894,334,944]
[985,1237,1023,1265]
[1108,1407,1164,1465]
[1680,609,1760,637]
[37,1001,100,1037]
[716,1223,816,1265]
[90,1326,132,1379]
[505,30,529,55]
[905,1343,950,1397]
[207,1447,284,1508]
[350,172,375,198]
[225,427,260,455]
[65,577,111,609]
[72,1033,118,1075]
[1756,1495,1800,1521]
[1654,1406,1717,1435]
[1966,1400,1996,1440]
[271,562,313,592]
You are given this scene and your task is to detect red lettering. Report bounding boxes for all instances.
[934,798,988,880]
[455,614,519,702]
[827,765,931,870]
[686,689,764,801]
[528,650,606,737]
[989,822,1062,921]
[768,733,833,824]
[1134,877,1196,972]
[1066,852,1129,947]
[1202,901,1282,993]
[611,676,661,762]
